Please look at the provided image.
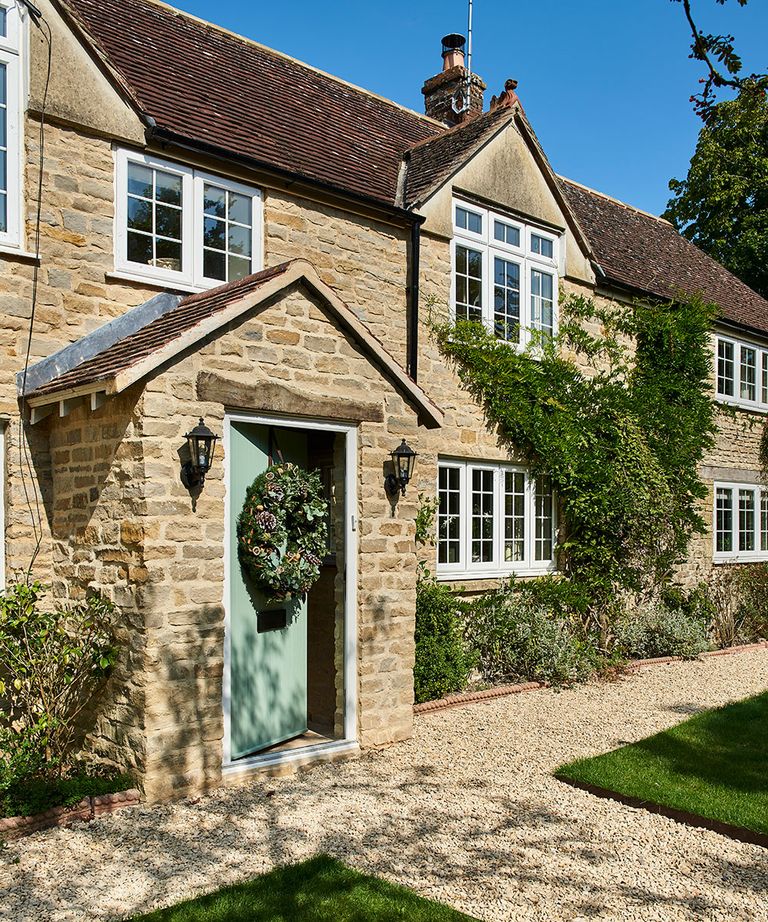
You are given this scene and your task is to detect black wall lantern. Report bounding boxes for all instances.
[385,439,417,497]
[183,417,218,488]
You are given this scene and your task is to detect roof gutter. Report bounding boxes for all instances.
[150,126,422,226]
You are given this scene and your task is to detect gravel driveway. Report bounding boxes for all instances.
[2,651,767,922]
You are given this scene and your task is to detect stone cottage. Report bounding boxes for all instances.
[1,0,766,800]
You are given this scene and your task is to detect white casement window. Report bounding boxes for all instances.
[451,199,560,348]
[437,460,556,578]
[714,482,768,562]
[115,150,263,289]
[0,1,25,249]
[715,334,768,412]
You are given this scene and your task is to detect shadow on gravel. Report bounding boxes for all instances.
[4,755,768,922]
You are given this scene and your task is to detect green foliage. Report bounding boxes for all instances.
[0,768,133,819]
[414,578,475,704]
[613,602,710,660]
[734,563,768,641]
[670,1,766,118]
[464,578,609,687]
[665,82,768,298]
[433,292,717,622]
[415,493,438,548]
[0,582,117,786]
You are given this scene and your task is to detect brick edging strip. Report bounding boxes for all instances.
[414,640,768,716]
[0,788,141,841]
[556,776,768,850]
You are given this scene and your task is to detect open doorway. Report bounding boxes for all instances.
[223,413,357,774]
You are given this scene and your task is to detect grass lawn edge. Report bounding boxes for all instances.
[554,772,768,849]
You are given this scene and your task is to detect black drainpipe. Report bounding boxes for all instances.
[408,219,422,382]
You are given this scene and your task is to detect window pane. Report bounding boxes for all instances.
[530,269,555,337]
[716,340,734,397]
[455,206,482,234]
[494,220,520,247]
[155,237,182,272]
[471,469,494,563]
[0,192,7,234]
[127,231,152,266]
[228,254,251,281]
[531,234,554,258]
[229,191,252,226]
[127,197,152,232]
[155,203,181,240]
[127,163,153,199]
[228,224,252,257]
[455,244,483,323]
[204,216,226,251]
[493,257,520,343]
[0,9,7,38]
[203,184,226,218]
[535,475,554,561]
[203,248,226,282]
[739,489,755,552]
[715,487,733,553]
[762,353,768,405]
[155,169,183,206]
[740,347,757,401]
[504,471,525,562]
[438,466,462,565]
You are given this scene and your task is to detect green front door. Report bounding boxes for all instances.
[229,422,308,760]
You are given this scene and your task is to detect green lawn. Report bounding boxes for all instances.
[131,854,478,922]
[556,690,768,836]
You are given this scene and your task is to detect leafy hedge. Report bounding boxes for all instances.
[414,579,475,704]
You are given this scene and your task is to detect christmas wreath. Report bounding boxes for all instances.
[237,462,329,601]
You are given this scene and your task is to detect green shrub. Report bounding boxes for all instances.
[734,564,768,642]
[464,579,607,687]
[0,767,134,819]
[0,582,117,786]
[414,579,474,704]
[613,601,710,659]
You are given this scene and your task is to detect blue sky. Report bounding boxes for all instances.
[172,0,766,216]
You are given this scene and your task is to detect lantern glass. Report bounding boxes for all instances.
[391,439,417,489]
[184,418,218,482]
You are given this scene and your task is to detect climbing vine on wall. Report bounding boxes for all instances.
[432,291,717,621]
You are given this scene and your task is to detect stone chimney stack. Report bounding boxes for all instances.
[422,34,486,127]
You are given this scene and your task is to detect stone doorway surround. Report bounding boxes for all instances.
[221,410,360,780]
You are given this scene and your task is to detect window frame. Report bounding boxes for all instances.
[713,480,768,563]
[451,198,560,349]
[114,149,263,290]
[0,0,25,250]
[714,333,768,413]
[436,459,557,579]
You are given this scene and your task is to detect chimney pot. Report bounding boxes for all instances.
[441,33,466,71]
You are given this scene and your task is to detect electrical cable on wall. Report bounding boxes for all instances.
[17,6,52,577]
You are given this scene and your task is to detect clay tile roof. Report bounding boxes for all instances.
[404,107,514,207]
[59,0,441,207]
[29,263,292,397]
[560,177,768,335]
